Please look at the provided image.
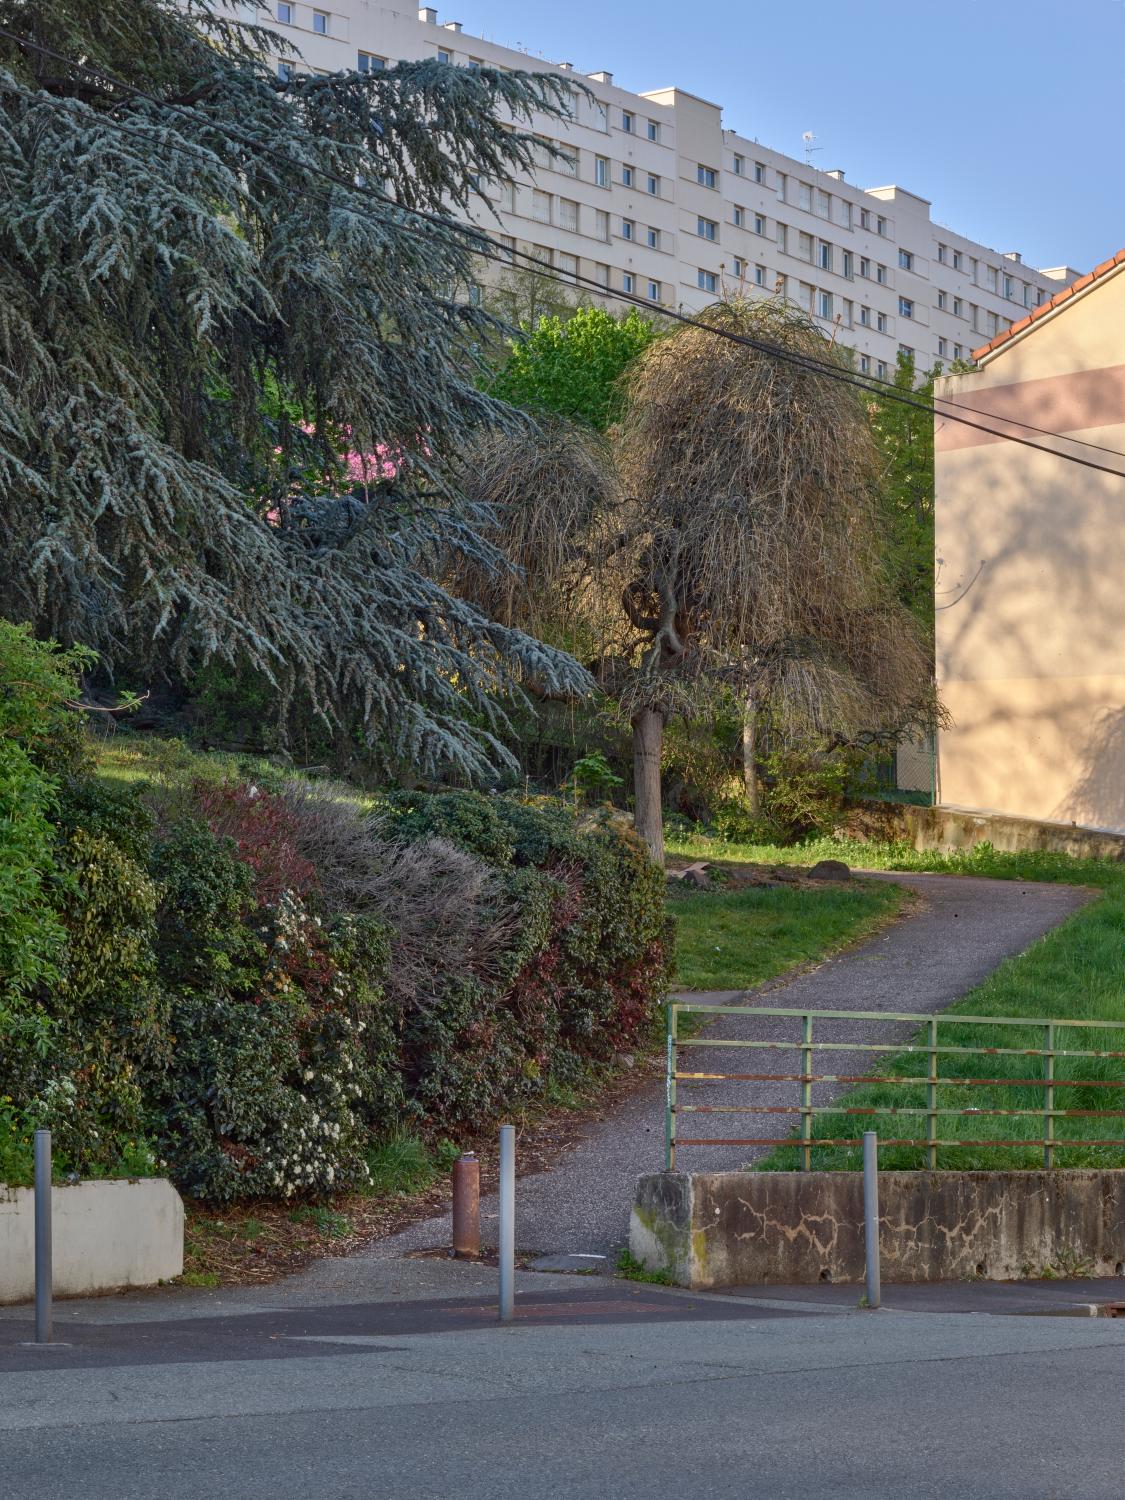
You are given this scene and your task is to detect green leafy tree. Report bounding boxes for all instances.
[868,351,939,624]
[0,0,590,780]
[487,307,660,431]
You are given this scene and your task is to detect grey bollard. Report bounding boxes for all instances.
[862,1130,881,1310]
[34,1129,52,1344]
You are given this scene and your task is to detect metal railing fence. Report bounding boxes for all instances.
[665,1003,1125,1172]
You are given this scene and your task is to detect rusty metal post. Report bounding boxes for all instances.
[451,1152,480,1258]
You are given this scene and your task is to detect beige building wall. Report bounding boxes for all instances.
[234,0,1075,371]
[934,263,1125,833]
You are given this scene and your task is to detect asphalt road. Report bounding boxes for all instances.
[358,872,1089,1266]
[3,1266,1124,1500]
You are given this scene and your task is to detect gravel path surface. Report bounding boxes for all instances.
[316,871,1091,1278]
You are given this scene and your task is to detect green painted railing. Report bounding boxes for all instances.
[665,1003,1125,1172]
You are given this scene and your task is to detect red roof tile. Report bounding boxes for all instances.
[971,248,1125,362]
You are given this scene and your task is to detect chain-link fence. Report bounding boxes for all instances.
[863,735,936,806]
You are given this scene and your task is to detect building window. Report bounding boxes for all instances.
[466,59,483,72]
[876,215,887,236]
[859,257,870,278]
[876,311,888,332]
[1003,275,1015,299]
[953,343,963,360]
[842,299,853,327]
[816,189,830,217]
[312,9,328,33]
[622,110,634,133]
[986,265,999,291]
[859,305,871,327]
[859,354,870,374]
[595,155,609,189]
[647,174,660,196]
[622,165,634,188]
[697,216,718,241]
[698,269,718,293]
[594,263,610,288]
[953,250,963,271]
[732,153,744,175]
[818,240,832,270]
[937,244,947,264]
[558,198,578,232]
[938,338,948,359]
[776,172,787,202]
[358,52,385,72]
[532,190,551,223]
[842,250,853,278]
[528,245,551,266]
[776,223,787,253]
[647,226,660,249]
[557,252,578,282]
[277,1,292,20]
[595,208,610,241]
[798,231,814,261]
[754,213,766,235]
[899,296,914,319]
[899,344,914,360]
[497,235,515,261]
[437,47,452,63]
[277,60,295,81]
[898,249,913,271]
[755,161,766,184]
[732,256,745,278]
[621,218,634,240]
[817,290,832,319]
[498,179,515,212]
[937,290,946,310]
[558,148,579,178]
[733,206,745,228]
[648,279,661,301]
[754,263,766,286]
[859,208,870,230]
[647,119,660,142]
[876,264,888,285]
[623,271,635,293]
[798,181,813,211]
[953,296,963,317]
[877,360,888,379]
[697,164,717,189]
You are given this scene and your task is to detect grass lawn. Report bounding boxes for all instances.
[670,880,907,991]
[669,829,1125,1172]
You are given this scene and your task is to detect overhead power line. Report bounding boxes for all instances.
[3,25,1124,479]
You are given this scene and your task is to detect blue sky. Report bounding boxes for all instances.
[460,0,1119,273]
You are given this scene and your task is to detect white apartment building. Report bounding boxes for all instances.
[252,0,1080,370]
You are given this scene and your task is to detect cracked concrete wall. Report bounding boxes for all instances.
[631,1171,1125,1287]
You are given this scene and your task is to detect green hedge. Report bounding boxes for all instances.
[0,636,672,1201]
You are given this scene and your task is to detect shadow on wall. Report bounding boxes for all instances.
[1055,705,1125,833]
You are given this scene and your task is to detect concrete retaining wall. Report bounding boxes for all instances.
[848,800,1125,861]
[0,1178,184,1304]
[631,1170,1125,1288]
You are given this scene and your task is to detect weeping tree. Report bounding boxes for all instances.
[463,297,940,863]
[0,0,591,779]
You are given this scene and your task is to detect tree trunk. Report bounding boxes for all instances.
[632,706,666,866]
[741,693,760,816]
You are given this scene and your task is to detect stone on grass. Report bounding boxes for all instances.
[807,859,852,881]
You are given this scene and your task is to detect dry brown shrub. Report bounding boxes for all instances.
[279,780,523,1009]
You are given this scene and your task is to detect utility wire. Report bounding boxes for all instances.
[4,25,1124,478]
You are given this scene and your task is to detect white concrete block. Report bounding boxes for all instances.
[0,1178,184,1303]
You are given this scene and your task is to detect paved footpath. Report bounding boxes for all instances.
[349,871,1090,1268]
[2,1260,1124,1499]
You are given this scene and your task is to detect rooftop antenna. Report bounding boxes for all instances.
[802,131,821,167]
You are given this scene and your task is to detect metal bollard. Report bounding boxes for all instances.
[451,1152,480,1258]
[862,1130,881,1310]
[34,1129,53,1344]
[498,1124,515,1323]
